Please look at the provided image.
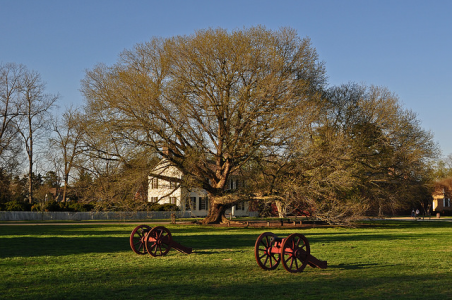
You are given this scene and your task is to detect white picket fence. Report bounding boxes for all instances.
[0,211,192,221]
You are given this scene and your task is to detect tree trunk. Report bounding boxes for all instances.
[275,200,286,218]
[62,183,67,203]
[62,173,68,202]
[378,204,383,217]
[28,160,32,204]
[27,98,33,204]
[201,201,229,225]
[27,137,33,204]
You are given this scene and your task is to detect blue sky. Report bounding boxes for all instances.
[1,0,451,155]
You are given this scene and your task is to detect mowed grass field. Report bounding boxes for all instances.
[0,220,451,300]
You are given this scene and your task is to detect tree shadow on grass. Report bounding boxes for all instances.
[0,228,259,258]
[0,236,129,258]
[1,221,450,259]
[329,263,379,270]
[6,260,451,300]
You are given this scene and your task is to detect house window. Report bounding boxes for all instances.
[228,179,239,190]
[149,197,159,203]
[444,198,451,207]
[228,179,242,190]
[169,197,177,205]
[199,197,208,210]
[150,178,158,189]
[189,197,197,210]
[169,181,178,189]
[236,201,244,210]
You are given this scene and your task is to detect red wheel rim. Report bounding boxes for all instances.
[130,225,152,255]
[255,232,281,270]
[145,226,172,257]
[281,233,310,273]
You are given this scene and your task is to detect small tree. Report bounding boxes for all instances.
[0,63,25,174]
[50,107,84,202]
[15,67,58,203]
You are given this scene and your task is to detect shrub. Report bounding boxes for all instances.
[40,200,94,212]
[147,203,164,211]
[66,202,93,212]
[31,204,41,211]
[162,203,179,211]
[145,203,179,211]
[5,201,27,211]
[43,200,63,212]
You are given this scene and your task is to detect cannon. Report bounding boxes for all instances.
[254,232,327,273]
[130,225,192,256]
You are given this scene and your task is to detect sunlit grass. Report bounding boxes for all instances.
[1,221,451,299]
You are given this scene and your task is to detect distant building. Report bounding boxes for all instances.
[148,159,252,217]
[432,186,452,215]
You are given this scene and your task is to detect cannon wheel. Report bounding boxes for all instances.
[145,226,172,257]
[254,232,281,270]
[281,233,310,273]
[130,225,152,255]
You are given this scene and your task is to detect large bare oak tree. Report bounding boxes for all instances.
[81,27,326,223]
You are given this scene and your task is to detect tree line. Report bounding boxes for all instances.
[0,27,445,223]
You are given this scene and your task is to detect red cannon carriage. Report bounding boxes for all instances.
[130,225,192,257]
[254,232,327,273]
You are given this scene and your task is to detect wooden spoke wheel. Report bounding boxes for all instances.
[145,226,173,257]
[254,232,281,270]
[281,233,310,273]
[130,225,152,255]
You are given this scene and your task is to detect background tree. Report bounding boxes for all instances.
[0,168,13,204]
[70,168,94,202]
[15,68,58,203]
[0,63,25,174]
[297,83,438,222]
[81,26,326,223]
[73,107,159,211]
[43,170,60,189]
[50,107,84,202]
[10,174,28,202]
[251,83,438,224]
[431,153,452,180]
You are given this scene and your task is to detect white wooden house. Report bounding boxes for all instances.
[148,160,251,217]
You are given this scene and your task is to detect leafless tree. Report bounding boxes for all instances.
[49,107,85,202]
[15,68,58,203]
[81,27,326,223]
[0,63,25,172]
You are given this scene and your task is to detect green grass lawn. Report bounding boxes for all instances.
[0,220,451,300]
